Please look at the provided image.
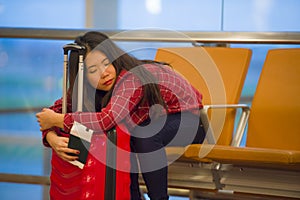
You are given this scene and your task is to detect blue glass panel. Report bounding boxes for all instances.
[119,0,222,31]
[224,0,300,31]
[0,0,85,28]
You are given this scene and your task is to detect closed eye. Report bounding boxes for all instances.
[88,66,97,73]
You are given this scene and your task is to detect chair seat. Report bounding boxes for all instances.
[183,144,300,170]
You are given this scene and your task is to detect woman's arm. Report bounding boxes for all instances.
[37,72,144,133]
[39,98,70,146]
[63,76,144,133]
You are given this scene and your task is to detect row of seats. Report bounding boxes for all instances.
[153,47,300,199]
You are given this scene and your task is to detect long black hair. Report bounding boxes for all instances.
[68,31,167,113]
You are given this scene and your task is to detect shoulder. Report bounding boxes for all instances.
[114,69,142,89]
[117,69,137,82]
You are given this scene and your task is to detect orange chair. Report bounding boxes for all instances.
[155,47,252,146]
[184,48,300,199]
[246,48,300,151]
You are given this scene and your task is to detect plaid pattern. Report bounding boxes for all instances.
[45,63,203,138]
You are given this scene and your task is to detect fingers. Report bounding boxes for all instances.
[64,147,80,156]
[62,152,79,162]
[35,108,46,118]
[62,137,69,144]
[57,147,80,162]
[38,122,47,131]
[36,110,44,130]
[36,108,52,131]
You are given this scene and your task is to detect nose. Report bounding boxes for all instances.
[101,69,109,78]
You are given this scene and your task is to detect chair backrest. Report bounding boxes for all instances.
[246,48,300,151]
[155,47,252,145]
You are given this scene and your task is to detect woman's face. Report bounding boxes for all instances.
[84,50,116,91]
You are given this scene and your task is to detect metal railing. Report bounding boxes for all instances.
[0,173,50,185]
[1,27,300,44]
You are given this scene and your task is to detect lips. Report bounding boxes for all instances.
[103,79,113,86]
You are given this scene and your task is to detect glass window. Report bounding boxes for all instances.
[118,0,223,31]
[0,0,85,28]
[224,0,300,31]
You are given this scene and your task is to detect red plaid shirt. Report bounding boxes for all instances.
[42,63,203,145]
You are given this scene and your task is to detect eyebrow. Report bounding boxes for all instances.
[101,58,109,64]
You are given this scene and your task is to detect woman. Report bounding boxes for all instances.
[36,31,205,200]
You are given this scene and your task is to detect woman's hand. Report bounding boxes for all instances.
[36,108,64,131]
[46,131,80,162]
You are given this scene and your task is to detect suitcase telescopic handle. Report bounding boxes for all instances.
[63,43,86,55]
[62,43,86,114]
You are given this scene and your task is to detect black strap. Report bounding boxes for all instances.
[104,128,117,200]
